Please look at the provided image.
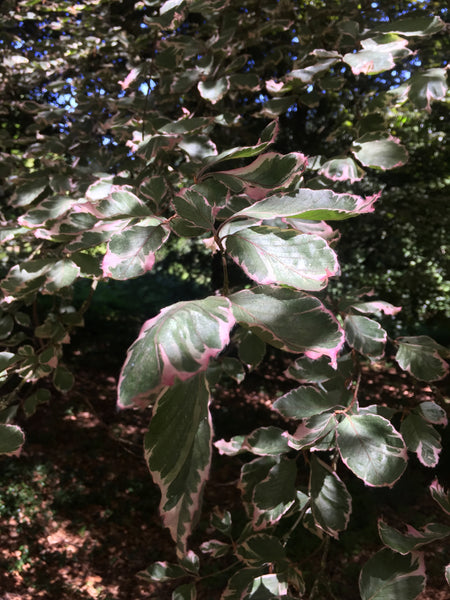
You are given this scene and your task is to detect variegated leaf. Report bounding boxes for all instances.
[359,549,426,600]
[285,412,336,450]
[400,413,442,467]
[378,520,450,555]
[344,315,387,359]
[352,135,408,170]
[144,374,212,556]
[395,336,449,381]
[252,457,297,528]
[429,480,450,515]
[0,424,25,455]
[309,456,352,538]
[337,413,408,487]
[230,286,344,367]
[274,386,348,419]
[233,188,378,221]
[118,296,235,408]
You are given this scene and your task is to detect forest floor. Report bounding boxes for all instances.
[0,357,449,600]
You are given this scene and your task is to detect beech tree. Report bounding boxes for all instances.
[1,1,449,598]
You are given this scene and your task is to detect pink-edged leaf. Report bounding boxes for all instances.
[310,456,352,539]
[285,412,336,450]
[200,539,230,558]
[230,286,344,368]
[198,76,230,103]
[221,567,265,600]
[244,573,290,598]
[337,413,408,487]
[233,188,379,221]
[215,427,290,458]
[285,218,337,241]
[395,336,449,382]
[408,68,448,112]
[0,424,25,456]
[430,479,450,515]
[118,296,235,408]
[144,373,212,557]
[445,564,450,586]
[352,134,408,170]
[378,520,450,555]
[209,152,307,200]
[359,549,426,600]
[102,220,170,280]
[225,226,338,291]
[236,534,288,568]
[344,315,387,359]
[172,189,214,230]
[82,188,152,219]
[400,413,442,468]
[319,157,365,182]
[344,35,412,76]
[252,457,297,529]
[17,196,76,228]
[273,386,347,419]
[373,16,445,37]
[346,300,402,317]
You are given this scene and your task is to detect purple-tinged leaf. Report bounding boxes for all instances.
[230,287,344,367]
[173,189,213,230]
[359,549,426,600]
[159,116,214,135]
[337,413,408,487]
[319,157,365,182]
[209,152,307,201]
[200,539,230,558]
[285,218,337,241]
[118,297,235,408]
[214,435,246,456]
[352,135,408,170]
[344,315,387,359]
[344,35,411,75]
[274,387,347,419]
[0,424,25,455]
[226,227,338,291]
[309,456,352,539]
[233,188,379,221]
[430,480,450,515]
[138,561,186,582]
[252,457,297,528]
[401,414,442,467]
[102,221,170,280]
[172,582,197,600]
[417,402,447,426]
[445,564,450,586]
[144,374,212,556]
[236,534,288,569]
[378,520,450,555]
[286,412,336,450]
[395,336,449,382]
[18,196,76,228]
[408,69,448,112]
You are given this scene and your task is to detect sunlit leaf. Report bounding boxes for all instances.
[352,135,408,170]
[395,336,449,381]
[344,315,387,359]
[274,386,347,419]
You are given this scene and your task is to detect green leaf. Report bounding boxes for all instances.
[118,296,235,408]
[360,549,426,600]
[237,534,287,568]
[144,374,212,556]
[44,259,80,292]
[23,388,51,417]
[274,387,347,419]
[352,135,408,170]
[237,329,266,368]
[225,227,338,291]
[252,457,297,527]
[246,427,292,456]
[310,456,352,538]
[395,336,449,381]
[233,188,378,221]
[52,365,74,393]
[0,424,25,455]
[172,582,196,600]
[344,315,387,359]
[373,16,445,37]
[337,413,407,487]
[286,412,336,450]
[245,573,290,598]
[417,402,447,426]
[230,286,344,367]
[400,413,442,467]
[378,520,450,555]
[199,539,230,558]
[221,568,265,600]
[0,314,14,340]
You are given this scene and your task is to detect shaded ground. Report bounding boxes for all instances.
[0,359,449,599]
